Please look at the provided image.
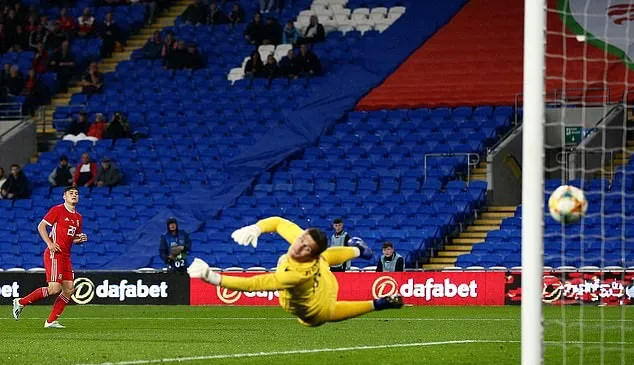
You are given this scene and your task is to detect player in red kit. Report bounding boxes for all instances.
[12,186,88,328]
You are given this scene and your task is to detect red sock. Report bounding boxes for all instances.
[19,287,48,306]
[47,293,70,323]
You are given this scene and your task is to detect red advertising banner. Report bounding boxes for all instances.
[190,272,507,306]
[505,271,634,305]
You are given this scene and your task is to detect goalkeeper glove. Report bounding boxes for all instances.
[187,258,221,285]
[231,224,262,248]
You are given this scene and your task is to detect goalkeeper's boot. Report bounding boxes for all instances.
[348,237,373,260]
[12,298,23,320]
[373,294,404,310]
[44,320,65,329]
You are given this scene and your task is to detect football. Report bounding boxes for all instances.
[548,185,588,223]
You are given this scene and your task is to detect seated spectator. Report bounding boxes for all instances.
[161,31,176,67]
[185,44,204,70]
[263,54,279,79]
[63,111,90,139]
[228,3,245,26]
[48,40,75,92]
[103,112,130,140]
[58,8,76,37]
[73,153,97,187]
[182,0,207,25]
[22,68,45,114]
[140,31,162,59]
[376,242,405,272]
[296,44,321,76]
[5,65,24,97]
[95,157,122,188]
[48,155,75,187]
[31,43,48,74]
[1,164,29,199]
[301,15,325,44]
[100,12,121,58]
[244,13,264,45]
[79,62,104,94]
[28,20,49,49]
[206,2,227,25]
[46,22,66,50]
[279,49,298,78]
[167,40,189,70]
[87,113,108,140]
[77,8,95,37]
[9,25,29,52]
[262,17,282,45]
[244,51,264,78]
[282,21,298,45]
[0,167,6,188]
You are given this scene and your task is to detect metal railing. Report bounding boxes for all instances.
[423,152,481,183]
[36,104,86,135]
[0,102,23,121]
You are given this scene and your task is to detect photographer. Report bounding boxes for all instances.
[104,111,130,140]
[159,218,192,272]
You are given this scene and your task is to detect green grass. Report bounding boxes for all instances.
[0,305,632,365]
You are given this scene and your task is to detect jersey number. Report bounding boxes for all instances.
[67,226,77,237]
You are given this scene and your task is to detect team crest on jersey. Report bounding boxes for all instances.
[58,274,62,279]
[65,217,70,221]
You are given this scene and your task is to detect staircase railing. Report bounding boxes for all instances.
[423,152,480,184]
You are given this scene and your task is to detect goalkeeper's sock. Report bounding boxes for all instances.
[19,287,49,306]
[47,293,70,323]
[328,301,375,322]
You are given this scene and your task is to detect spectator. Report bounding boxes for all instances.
[137,0,159,25]
[31,43,48,74]
[263,54,279,79]
[99,12,121,58]
[73,152,97,187]
[167,40,188,70]
[301,15,325,44]
[140,31,162,59]
[103,111,130,140]
[228,3,245,26]
[185,43,204,70]
[46,21,66,50]
[161,31,176,67]
[86,113,107,139]
[282,21,298,45]
[5,65,24,97]
[244,50,264,78]
[48,155,75,187]
[0,167,6,189]
[262,17,282,45]
[244,13,264,45]
[64,111,90,137]
[376,242,404,272]
[182,0,207,25]
[79,62,104,94]
[28,21,49,50]
[206,2,227,25]
[48,40,75,92]
[328,218,351,272]
[77,8,95,37]
[95,157,122,187]
[21,68,44,114]
[24,13,39,34]
[159,217,192,272]
[9,25,29,52]
[279,49,298,78]
[1,164,29,199]
[296,44,321,76]
[58,8,76,37]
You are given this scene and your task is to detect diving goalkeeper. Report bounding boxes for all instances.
[188,217,403,326]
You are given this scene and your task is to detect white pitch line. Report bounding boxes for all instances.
[72,340,499,365]
[0,317,632,322]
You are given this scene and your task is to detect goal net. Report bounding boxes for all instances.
[524,0,633,363]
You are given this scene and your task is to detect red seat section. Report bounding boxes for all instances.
[357,0,633,110]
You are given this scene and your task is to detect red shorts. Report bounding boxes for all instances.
[43,250,74,283]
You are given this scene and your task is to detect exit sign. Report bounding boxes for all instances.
[565,126,583,146]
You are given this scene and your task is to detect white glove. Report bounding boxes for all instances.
[187,258,221,285]
[231,224,262,248]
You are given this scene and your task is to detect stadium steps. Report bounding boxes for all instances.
[34,0,194,142]
[469,162,487,181]
[423,205,517,270]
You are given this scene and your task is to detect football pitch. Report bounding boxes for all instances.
[1,305,632,365]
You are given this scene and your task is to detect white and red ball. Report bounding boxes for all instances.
[548,185,588,224]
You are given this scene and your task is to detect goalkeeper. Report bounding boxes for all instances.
[188,217,403,326]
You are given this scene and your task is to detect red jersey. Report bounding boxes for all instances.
[42,204,83,255]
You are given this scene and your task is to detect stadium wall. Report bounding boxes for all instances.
[0,120,36,170]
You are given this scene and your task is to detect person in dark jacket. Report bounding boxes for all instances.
[301,15,325,44]
[1,164,29,199]
[48,155,75,187]
[182,0,207,25]
[139,31,162,60]
[103,112,130,140]
[244,13,264,45]
[279,49,298,78]
[95,157,122,187]
[296,43,321,76]
[65,111,90,136]
[159,217,192,272]
[244,50,264,78]
[262,17,282,45]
